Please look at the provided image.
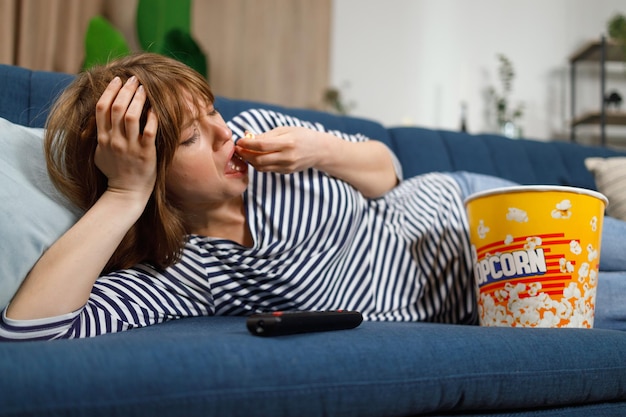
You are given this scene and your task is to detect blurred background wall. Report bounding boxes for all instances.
[1,0,625,142]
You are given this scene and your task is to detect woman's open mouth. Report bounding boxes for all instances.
[226,152,248,175]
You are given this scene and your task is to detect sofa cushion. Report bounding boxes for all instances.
[1,316,626,416]
[388,127,626,185]
[585,156,626,221]
[0,118,79,309]
[0,64,73,128]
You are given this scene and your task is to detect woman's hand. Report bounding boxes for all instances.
[94,76,158,203]
[236,126,398,198]
[235,126,321,174]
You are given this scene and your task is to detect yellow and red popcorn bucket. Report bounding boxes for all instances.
[464,186,607,328]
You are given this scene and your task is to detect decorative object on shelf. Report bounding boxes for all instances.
[487,54,524,138]
[322,85,355,115]
[459,101,468,132]
[83,0,208,79]
[608,13,626,63]
[605,90,623,110]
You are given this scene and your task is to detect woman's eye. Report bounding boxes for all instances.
[208,107,220,116]
[181,130,199,146]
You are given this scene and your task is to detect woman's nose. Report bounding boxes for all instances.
[220,125,233,143]
[211,119,232,146]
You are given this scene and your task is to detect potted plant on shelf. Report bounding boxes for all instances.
[487,54,524,138]
[608,13,626,62]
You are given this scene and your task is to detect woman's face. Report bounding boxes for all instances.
[165,101,249,210]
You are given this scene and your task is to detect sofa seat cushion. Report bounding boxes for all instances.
[1,316,625,417]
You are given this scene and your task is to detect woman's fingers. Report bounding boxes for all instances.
[95,77,122,134]
[123,84,146,142]
[95,76,151,147]
[237,132,281,154]
[95,76,143,141]
[109,76,140,137]
[142,108,158,147]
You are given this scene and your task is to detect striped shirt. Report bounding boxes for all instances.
[0,109,476,340]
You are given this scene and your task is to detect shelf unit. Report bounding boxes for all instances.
[569,36,626,146]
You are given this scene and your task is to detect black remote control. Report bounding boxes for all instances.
[246,310,363,337]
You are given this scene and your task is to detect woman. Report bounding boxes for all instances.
[0,53,565,340]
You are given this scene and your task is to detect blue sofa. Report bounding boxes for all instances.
[1,63,626,417]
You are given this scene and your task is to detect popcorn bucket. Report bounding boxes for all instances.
[464,186,607,328]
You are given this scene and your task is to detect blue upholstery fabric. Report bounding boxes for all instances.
[2,316,626,417]
[1,64,626,417]
[0,65,73,128]
[387,126,626,187]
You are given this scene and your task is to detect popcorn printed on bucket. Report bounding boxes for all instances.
[559,257,574,273]
[506,207,528,222]
[478,278,597,328]
[524,236,542,250]
[587,244,598,262]
[570,240,582,255]
[477,220,490,239]
[551,199,572,219]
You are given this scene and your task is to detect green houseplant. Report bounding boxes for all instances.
[487,54,524,138]
[608,13,626,62]
[83,0,208,79]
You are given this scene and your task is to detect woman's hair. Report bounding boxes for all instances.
[45,52,214,272]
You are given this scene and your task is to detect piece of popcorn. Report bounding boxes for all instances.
[590,216,598,232]
[559,257,575,273]
[506,207,528,223]
[539,311,560,327]
[551,200,572,219]
[551,209,572,219]
[578,262,590,281]
[494,289,508,302]
[569,240,582,255]
[518,308,541,327]
[524,236,542,250]
[563,282,581,300]
[587,244,598,262]
[556,299,573,319]
[504,234,514,245]
[556,199,572,211]
[477,220,490,239]
[504,282,525,299]
[528,282,542,297]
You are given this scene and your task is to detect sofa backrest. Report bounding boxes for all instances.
[388,126,625,190]
[0,65,74,128]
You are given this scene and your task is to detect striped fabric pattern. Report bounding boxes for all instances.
[0,109,476,340]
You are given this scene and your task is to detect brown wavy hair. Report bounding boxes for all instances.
[44,53,214,272]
